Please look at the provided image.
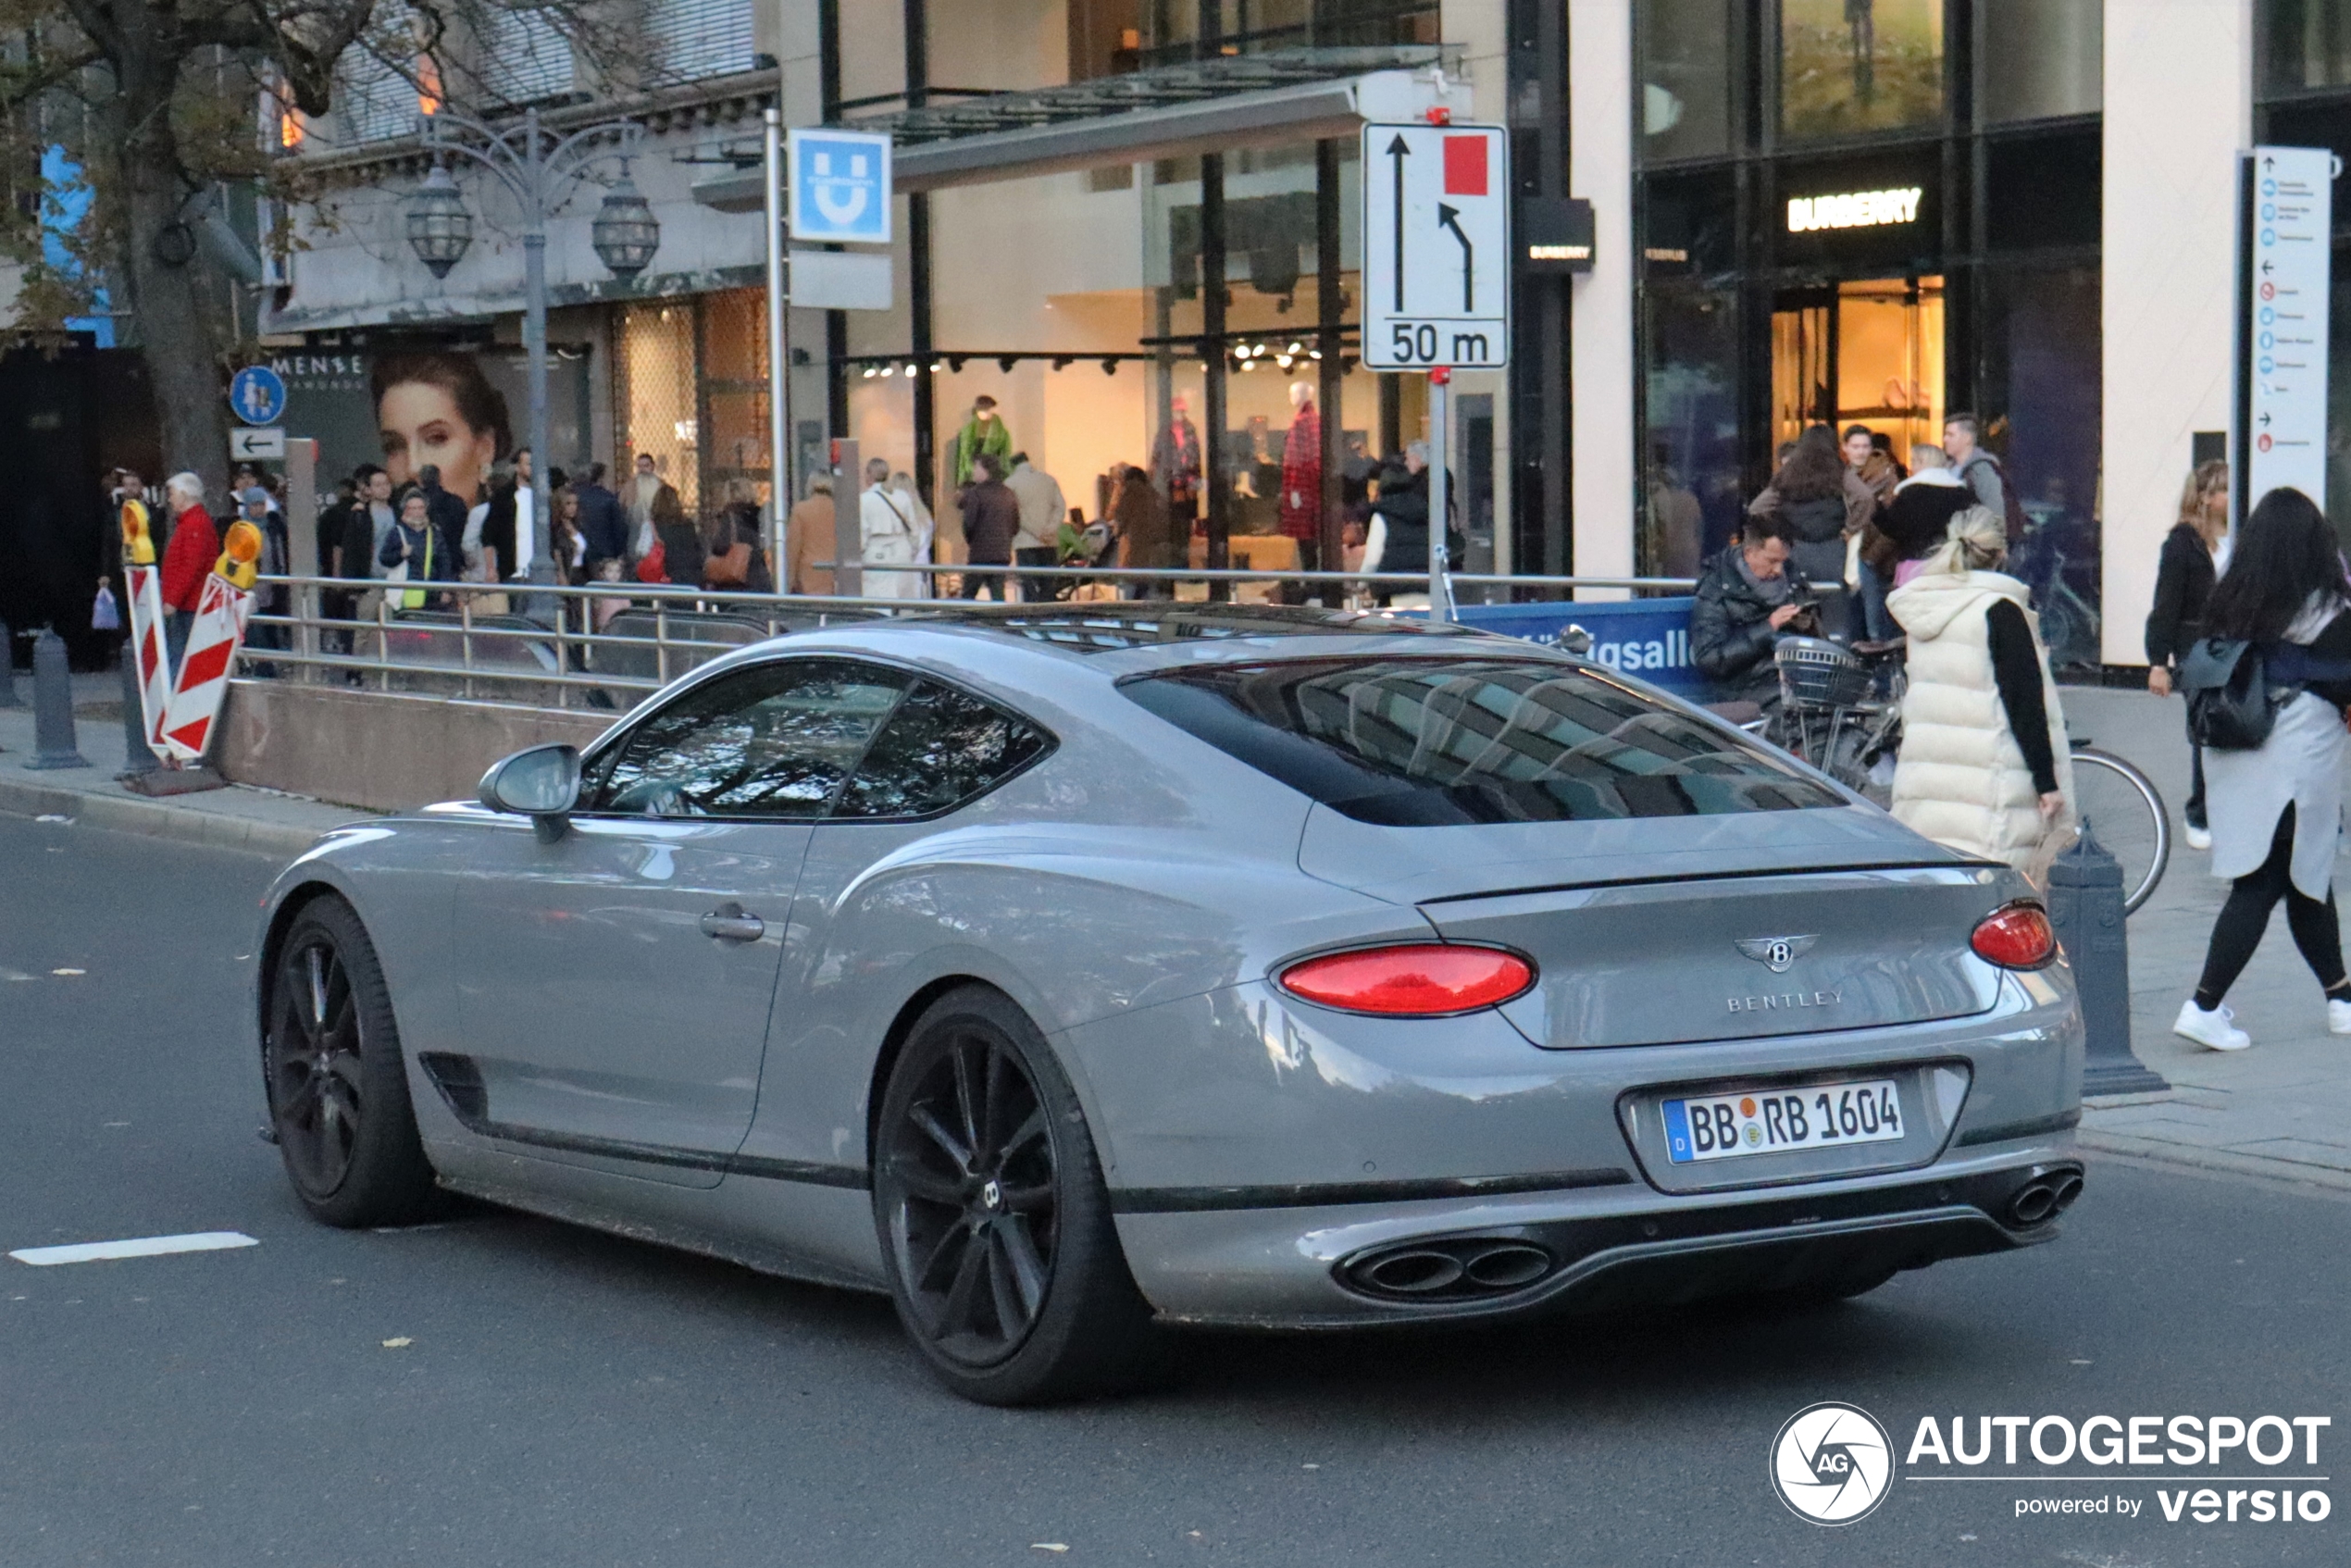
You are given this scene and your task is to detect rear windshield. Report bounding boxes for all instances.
[1122,657,1841,825]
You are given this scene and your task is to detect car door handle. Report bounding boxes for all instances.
[699,903,765,942]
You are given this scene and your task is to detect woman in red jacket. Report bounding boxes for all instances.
[157,472,218,666]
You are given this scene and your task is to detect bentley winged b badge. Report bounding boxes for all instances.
[1735,935,1818,975]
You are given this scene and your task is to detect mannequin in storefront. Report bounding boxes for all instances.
[1151,392,1203,526]
[1278,380,1322,569]
[952,395,1014,491]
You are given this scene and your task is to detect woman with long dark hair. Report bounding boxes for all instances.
[2174,486,2351,1051]
[1748,423,1875,587]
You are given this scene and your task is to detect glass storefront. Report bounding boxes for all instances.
[613,287,774,521]
[1635,0,2106,666]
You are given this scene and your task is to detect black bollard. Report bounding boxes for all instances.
[117,640,156,776]
[2046,821,2168,1096]
[0,616,17,707]
[25,628,90,770]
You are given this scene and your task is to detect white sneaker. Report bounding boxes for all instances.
[2330,1000,2351,1037]
[2185,824,2212,851]
[2174,999,2251,1052]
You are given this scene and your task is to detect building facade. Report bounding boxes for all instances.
[263,1,2351,670]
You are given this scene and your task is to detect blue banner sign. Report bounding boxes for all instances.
[1452,597,1709,697]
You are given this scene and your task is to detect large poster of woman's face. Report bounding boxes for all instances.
[270,347,591,498]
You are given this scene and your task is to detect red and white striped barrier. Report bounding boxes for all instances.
[121,506,260,767]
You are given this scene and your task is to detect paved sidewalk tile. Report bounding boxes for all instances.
[2065,685,2351,1188]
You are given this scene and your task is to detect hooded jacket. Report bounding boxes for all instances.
[1886,568,2074,870]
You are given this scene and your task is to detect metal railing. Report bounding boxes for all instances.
[237,566,1699,714]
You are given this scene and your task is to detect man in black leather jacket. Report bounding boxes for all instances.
[1690,514,1804,705]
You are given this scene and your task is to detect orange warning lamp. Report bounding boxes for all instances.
[216,519,264,591]
[120,499,154,566]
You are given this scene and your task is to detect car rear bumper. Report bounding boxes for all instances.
[1113,1141,2081,1328]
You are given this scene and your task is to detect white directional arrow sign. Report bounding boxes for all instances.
[230,427,285,461]
[1361,122,1510,370]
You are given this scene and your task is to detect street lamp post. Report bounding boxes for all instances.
[405,106,659,603]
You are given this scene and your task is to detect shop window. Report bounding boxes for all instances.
[616,302,700,515]
[1977,0,2099,123]
[1639,168,1738,276]
[1640,282,1742,578]
[1985,129,2100,251]
[1638,0,1736,163]
[702,289,772,512]
[2262,101,2351,233]
[1070,0,1143,80]
[1778,0,1943,141]
[2267,0,2351,92]
[1977,265,2102,671]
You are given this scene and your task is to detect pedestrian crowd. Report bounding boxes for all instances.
[1684,404,2351,1058]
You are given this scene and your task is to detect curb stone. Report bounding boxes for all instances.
[0,774,341,862]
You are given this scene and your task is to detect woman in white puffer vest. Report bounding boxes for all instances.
[1885,506,2074,873]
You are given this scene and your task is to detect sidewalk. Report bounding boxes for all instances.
[3,669,2345,1191]
[0,671,365,860]
[2063,684,2351,1192]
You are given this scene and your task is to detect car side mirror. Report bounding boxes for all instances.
[479,744,582,842]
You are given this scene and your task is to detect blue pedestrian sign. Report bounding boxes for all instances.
[788,129,892,244]
[229,365,287,427]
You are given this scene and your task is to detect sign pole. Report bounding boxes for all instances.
[765,106,792,582]
[1428,367,1453,621]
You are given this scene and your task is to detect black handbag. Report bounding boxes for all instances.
[2181,638,2287,751]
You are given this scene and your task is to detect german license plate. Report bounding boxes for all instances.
[1662,1079,1903,1164]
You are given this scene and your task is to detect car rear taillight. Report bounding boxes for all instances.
[1277,944,1535,1015]
[1972,902,2058,969]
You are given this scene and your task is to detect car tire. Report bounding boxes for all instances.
[263,895,442,1228]
[872,984,1159,1405]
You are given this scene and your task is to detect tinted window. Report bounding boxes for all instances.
[834,679,1052,819]
[591,661,908,818]
[1123,658,1841,825]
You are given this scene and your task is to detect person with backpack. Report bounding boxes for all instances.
[2172,486,2351,1052]
[2145,457,2231,851]
[1747,424,1874,589]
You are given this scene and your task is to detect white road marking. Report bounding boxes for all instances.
[8,1232,259,1266]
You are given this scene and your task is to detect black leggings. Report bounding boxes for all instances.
[2194,804,2351,1007]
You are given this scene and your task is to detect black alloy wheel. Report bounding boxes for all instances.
[874,986,1157,1404]
[264,896,440,1227]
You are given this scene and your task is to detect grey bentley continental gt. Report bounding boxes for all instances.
[254,605,2085,1403]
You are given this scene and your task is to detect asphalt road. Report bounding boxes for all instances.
[3,810,2347,1568]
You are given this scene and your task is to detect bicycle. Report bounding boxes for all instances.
[1764,636,2170,915]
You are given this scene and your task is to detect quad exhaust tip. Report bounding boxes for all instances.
[1342,1238,1558,1302]
[2006,1167,2084,1228]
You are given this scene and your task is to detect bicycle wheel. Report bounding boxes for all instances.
[2070,748,2171,915]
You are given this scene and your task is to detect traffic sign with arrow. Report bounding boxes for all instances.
[1361,121,1509,370]
[230,427,285,461]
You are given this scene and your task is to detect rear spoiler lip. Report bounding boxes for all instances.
[1412,857,2000,910]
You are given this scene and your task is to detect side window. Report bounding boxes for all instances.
[832,679,1052,819]
[588,661,909,819]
